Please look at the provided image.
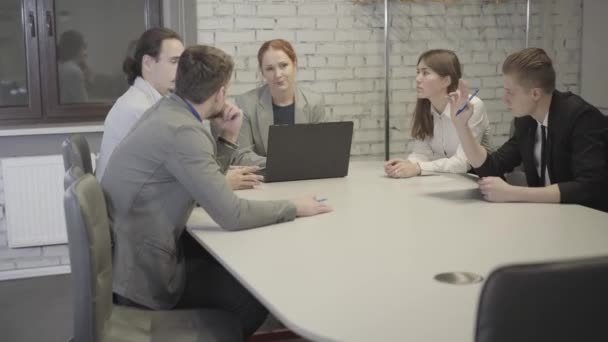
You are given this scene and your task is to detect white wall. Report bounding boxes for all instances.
[581,0,608,113]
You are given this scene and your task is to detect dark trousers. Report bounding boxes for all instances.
[177,232,268,338]
[115,232,268,339]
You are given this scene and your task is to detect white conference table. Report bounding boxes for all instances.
[187,161,608,342]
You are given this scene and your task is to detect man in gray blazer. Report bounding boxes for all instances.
[101,45,331,338]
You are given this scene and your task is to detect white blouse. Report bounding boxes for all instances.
[407,96,491,173]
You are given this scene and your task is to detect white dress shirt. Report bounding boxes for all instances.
[407,96,491,173]
[534,113,551,186]
[96,77,162,181]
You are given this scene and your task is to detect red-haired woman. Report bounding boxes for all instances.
[234,39,326,166]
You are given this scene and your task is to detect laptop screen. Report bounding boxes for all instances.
[264,121,354,182]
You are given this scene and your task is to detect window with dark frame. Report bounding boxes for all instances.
[0,0,161,124]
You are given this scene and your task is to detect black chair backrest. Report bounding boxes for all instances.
[62,134,93,174]
[64,174,113,342]
[476,257,608,342]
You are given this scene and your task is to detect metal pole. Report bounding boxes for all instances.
[525,0,530,47]
[383,0,390,161]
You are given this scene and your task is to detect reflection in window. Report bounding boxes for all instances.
[57,30,89,104]
[54,0,147,105]
[0,0,28,108]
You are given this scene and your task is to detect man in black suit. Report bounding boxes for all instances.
[449,48,608,212]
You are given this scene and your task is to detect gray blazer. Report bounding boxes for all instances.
[101,94,296,310]
[233,84,326,166]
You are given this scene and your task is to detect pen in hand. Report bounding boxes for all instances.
[455,88,480,116]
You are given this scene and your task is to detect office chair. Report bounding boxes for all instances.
[475,256,608,342]
[61,134,94,174]
[64,165,85,190]
[64,173,243,342]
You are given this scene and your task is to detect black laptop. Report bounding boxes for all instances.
[262,121,354,183]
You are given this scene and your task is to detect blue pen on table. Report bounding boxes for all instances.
[455,88,480,116]
[315,197,327,203]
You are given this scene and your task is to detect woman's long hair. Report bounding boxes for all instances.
[410,49,462,140]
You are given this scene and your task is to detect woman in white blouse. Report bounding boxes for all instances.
[385,49,491,178]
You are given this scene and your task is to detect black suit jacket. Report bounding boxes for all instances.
[475,90,608,212]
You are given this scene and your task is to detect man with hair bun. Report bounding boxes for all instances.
[97,28,260,190]
[97,27,184,181]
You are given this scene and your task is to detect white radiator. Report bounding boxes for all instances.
[2,155,68,247]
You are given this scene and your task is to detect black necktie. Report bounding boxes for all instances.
[540,125,547,186]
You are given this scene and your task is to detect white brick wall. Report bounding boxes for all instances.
[195,0,582,158]
[0,0,584,276]
[299,3,337,16]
